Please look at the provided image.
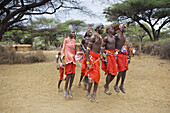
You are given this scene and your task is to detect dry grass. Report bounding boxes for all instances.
[0,45,46,64]
[142,42,170,59]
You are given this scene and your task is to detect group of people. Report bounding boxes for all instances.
[56,23,132,102]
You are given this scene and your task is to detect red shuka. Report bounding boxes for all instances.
[65,62,76,75]
[59,67,64,80]
[102,50,117,76]
[81,53,87,77]
[117,53,128,72]
[88,50,100,84]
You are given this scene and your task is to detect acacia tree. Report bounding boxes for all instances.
[64,20,86,34]
[0,0,91,41]
[126,24,149,59]
[30,17,70,47]
[104,0,170,41]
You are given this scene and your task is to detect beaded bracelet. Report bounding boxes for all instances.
[86,61,90,64]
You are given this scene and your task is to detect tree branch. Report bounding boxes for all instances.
[21,0,24,7]
[7,13,25,27]
[25,2,63,15]
[3,0,51,23]
[135,19,153,41]
[0,0,11,10]
[157,18,170,32]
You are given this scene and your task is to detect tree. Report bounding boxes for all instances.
[104,0,170,41]
[64,20,86,34]
[126,24,148,59]
[30,17,70,47]
[0,0,91,41]
[2,29,33,44]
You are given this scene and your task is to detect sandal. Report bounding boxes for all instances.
[104,85,112,95]
[91,94,98,103]
[87,95,93,102]
[68,90,73,99]
[119,86,126,93]
[104,90,112,95]
[58,88,63,92]
[114,86,120,93]
[63,90,67,98]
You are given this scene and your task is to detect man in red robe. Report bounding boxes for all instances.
[114,24,129,93]
[86,23,104,102]
[78,30,92,90]
[101,25,117,95]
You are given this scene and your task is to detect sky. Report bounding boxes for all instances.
[33,0,169,31]
[36,0,118,26]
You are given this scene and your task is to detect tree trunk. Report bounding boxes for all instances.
[0,25,7,42]
[135,20,153,41]
[155,30,160,41]
[138,41,142,59]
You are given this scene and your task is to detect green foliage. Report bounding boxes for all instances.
[2,29,33,44]
[1,17,88,47]
[64,20,87,34]
[104,0,170,41]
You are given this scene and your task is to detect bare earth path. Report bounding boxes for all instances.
[0,53,170,113]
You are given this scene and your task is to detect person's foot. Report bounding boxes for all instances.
[119,86,126,93]
[104,84,111,95]
[86,92,90,96]
[87,95,93,102]
[58,88,63,92]
[78,83,81,88]
[63,90,67,98]
[68,90,73,98]
[114,85,120,93]
[91,94,98,103]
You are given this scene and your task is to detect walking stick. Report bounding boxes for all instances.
[63,34,67,90]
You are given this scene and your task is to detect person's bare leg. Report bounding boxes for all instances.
[83,76,88,90]
[64,74,71,98]
[104,74,111,92]
[68,73,75,98]
[114,72,122,92]
[119,70,126,93]
[104,74,115,94]
[86,82,93,101]
[78,76,83,87]
[86,83,92,96]
[92,82,98,102]
[58,80,62,92]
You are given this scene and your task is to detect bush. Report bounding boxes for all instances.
[142,42,170,59]
[0,45,46,64]
[160,42,170,59]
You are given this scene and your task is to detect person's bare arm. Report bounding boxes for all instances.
[80,38,86,52]
[86,35,95,69]
[101,37,108,64]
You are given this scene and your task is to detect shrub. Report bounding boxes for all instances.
[142,42,170,59]
[160,42,170,59]
[0,45,46,64]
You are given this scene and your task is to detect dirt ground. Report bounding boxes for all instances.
[0,51,170,113]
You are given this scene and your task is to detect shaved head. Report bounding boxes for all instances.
[69,30,75,38]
